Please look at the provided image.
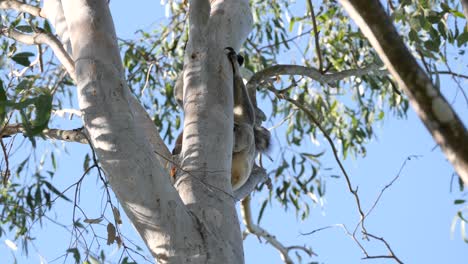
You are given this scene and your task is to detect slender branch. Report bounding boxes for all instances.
[363,155,419,222]
[303,224,403,263]
[0,26,76,81]
[258,29,313,51]
[363,232,403,264]
[430,70,468,80]
[267,87,368,235]
[1,124,87,144]
[241,195,315,264]
[0,0,43,17]
[1,139,11,185]
[306,0,323,73]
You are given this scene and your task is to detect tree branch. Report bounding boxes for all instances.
[41,0,72,54]
[362,232,403,263]
[61,0,199,261]
[241,195,315,264]
[0,26,76,81]
[431,70,468,80]
[247,63,386,94]
[0,0,42,17]
[306,0,323,73]
[1,124,87,144]
[338,0,468,185]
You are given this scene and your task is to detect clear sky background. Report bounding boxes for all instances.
[0,1,467,264]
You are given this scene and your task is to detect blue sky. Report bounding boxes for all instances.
[1,1,467,263]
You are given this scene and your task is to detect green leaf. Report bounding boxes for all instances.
[454,199,466,205]
[450,10,465,18]
[83,153,91,171]
[15,25,33,33]
[301,151,325,161]
[32,94,53,131]
[457,32,468,47]
[43,181,72,202]
[288,17,295,32]
[15,79,31,91]
[14,93,53,139]
[121,257,137,264]
[11,52,35,66]
[66,248,81,264]
[458,212,468,223]
[42,20,52,33]
[408,30,419,42]
[257,199,268,224]
[0,81,7,126]
[51,152,56,170]
[440,3,450,12]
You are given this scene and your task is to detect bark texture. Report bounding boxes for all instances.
[56,0,253,262]
[173,0,253,262]
[339,0,468,185]
[59,0,207,262]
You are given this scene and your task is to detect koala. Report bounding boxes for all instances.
[171,48,270,191]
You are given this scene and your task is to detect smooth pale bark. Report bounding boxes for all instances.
[41,0,71,53]
[339,0,468,185]
[174,0,253,262]
[60,0,205,262]
[57,0,254,262]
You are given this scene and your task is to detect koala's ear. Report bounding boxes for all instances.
[236,54,244,66]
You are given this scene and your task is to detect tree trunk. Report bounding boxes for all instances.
[339,0,468,185]
[58,0,252,262]
[461,0,468,21]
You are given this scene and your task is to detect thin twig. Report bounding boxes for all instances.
[267,87,368,235]
[306,0,323,73]
[363,232,404,264]
[258,29,313,51]
[303,224,403,263]
[140,63,155,95]
[362,155,419,222]
[430,71,468,80]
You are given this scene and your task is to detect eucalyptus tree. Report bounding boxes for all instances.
[0,0,466,263]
